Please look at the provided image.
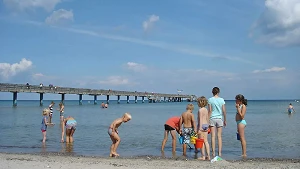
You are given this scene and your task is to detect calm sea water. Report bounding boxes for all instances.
[0,99,299,160]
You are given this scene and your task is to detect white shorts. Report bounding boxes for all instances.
[209,118,223,128]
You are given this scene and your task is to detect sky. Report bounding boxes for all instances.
[0,0,300,100]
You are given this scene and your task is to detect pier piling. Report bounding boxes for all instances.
[12,92,17,107]
[94,95,97,105]
[61,93,65,103]
[106,95,110,104]
[117,95,120,104]
[79,94,83,105]
[135,96,137,103]
[127,96,129,104]
[142,96,145,103]
[39,93,43,106]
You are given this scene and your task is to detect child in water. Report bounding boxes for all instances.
[58,102,64,122]
[196,96,210,160]
[41,108,51,143]
[108,113,132,157]
[235,94,247,157]
[61,116,77,143]
[179,104,196,156]
[287,103,295,113]
[161,116,181,153]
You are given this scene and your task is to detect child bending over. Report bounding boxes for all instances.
[179,104,196,156]
[161,116,181,153]
[61,116,77,143]
[108,113,132,157]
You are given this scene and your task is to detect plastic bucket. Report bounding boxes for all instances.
[190,136,197,144]
[195,138,204,148]
[179,136,184,144]
[236,132,240,140]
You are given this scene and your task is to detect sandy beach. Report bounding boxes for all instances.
[0,153,299,169]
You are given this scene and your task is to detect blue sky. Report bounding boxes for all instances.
[0,0,300,100]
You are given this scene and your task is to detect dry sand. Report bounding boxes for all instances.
[0,153,299,169]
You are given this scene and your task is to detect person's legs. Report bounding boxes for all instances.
[170,130,177,153]
[183,143,187,156]
[109,135,116,157]
[217,126,223,157]
[70,128,76,143]
[238,122,247,157]
[203,131,210,160]
[161,130,169,152]
[42,131,46,143]
[198,131,205,160]
[215,119,223,157]
[66,129,71,143]
[209,119,216,157]
[111,132,121,156]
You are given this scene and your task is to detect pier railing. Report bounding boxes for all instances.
[0,83,193,98]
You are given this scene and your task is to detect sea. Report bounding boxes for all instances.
[0,99,299,160]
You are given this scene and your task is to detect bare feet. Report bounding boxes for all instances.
[113,153,120,157]
[212,152,215,157]
[206,156,211,160]
[197,156,205,160]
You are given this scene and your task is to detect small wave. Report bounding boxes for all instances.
[0,145,41,149]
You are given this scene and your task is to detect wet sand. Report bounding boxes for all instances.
[1,153,300,169]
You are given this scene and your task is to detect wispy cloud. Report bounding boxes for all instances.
[45,9,74,25]
[3,0,62,12]
[252,67,286,73]
[143,15,159,32]
[63,27,261,66]
[22,20,261,66]
[98,76,136,86]
[126,62,147,72]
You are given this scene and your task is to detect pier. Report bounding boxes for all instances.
[0,83,196,106]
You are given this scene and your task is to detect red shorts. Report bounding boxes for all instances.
[41,130,46,132]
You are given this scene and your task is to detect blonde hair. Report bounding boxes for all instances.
[42,108,50,116]
[124,112,132,119]
[197,96,208,108]
[186,103,194,111]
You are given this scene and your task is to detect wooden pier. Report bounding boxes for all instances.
[0,83,196,106]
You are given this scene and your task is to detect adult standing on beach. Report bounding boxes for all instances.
[208,87,227,157]
[48,101,55,123]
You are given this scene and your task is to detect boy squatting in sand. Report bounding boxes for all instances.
[179,104,196,156]
[108,113,132,157]
[196,96,210,160]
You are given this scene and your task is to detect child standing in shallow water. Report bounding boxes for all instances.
[108,113,132,157]
[179,104,196,156]
[235,94,247,157]
[196,96,210,160]
[41,108,51,143]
